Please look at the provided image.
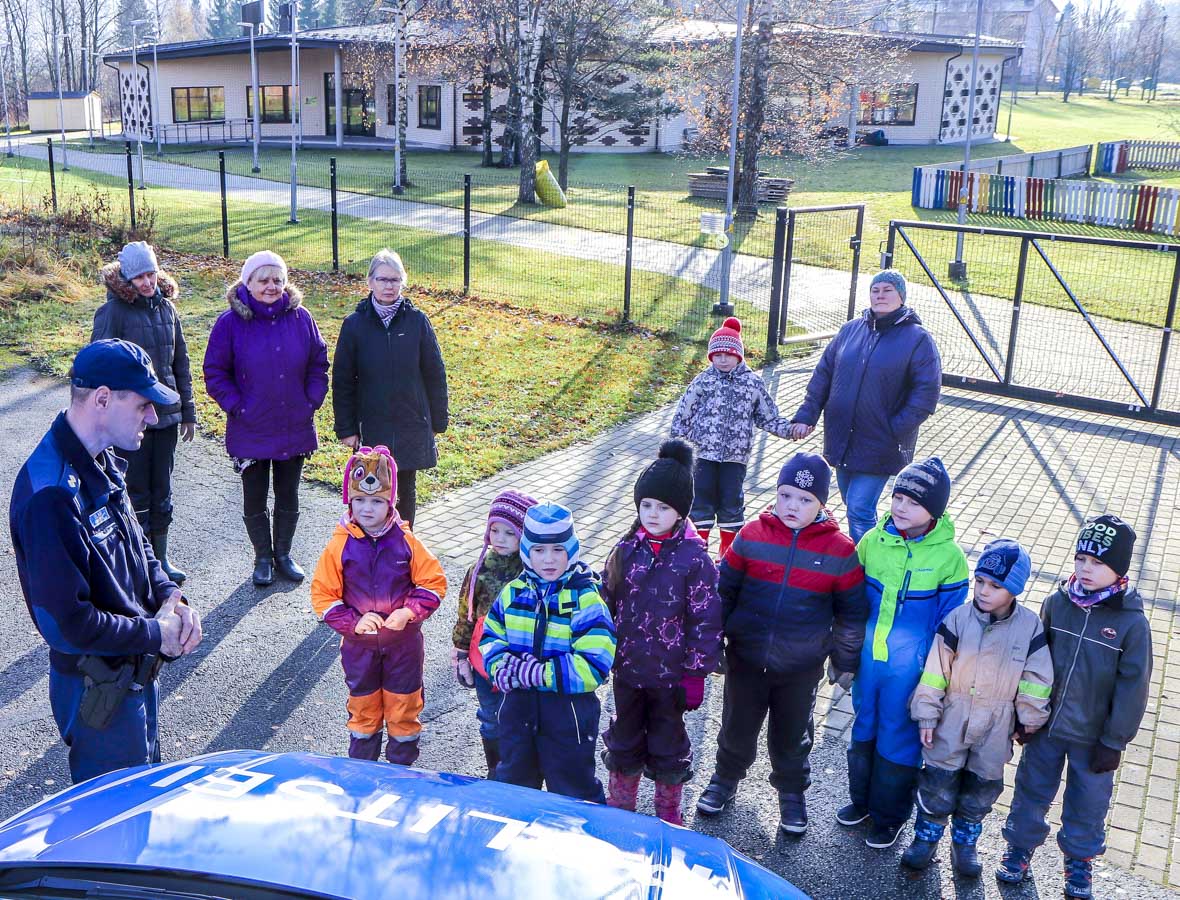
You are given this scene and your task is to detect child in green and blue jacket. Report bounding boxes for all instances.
[839,457,970,850]
[480,502,616,802]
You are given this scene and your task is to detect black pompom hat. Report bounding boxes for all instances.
[634,439,696,518]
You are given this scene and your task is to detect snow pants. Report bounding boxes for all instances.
[495,688,605,803]
[341,628,425,765]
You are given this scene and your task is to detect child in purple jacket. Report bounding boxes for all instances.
[601,439,723,824]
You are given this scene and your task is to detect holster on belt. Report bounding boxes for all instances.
[77,653,162,730]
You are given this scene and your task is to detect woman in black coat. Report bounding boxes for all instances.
[332,249,449,526]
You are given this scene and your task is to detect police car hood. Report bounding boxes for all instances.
[0,751,805,900]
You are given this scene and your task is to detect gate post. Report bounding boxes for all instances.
[1003,236,1030,385]
[1150,251,1180,410]
[623,185,635,323]
[848,205,865,321]
[882,221,897,270]
[330,158,340,273]
[463,174,471,296]
[125,142,137,232]
[46,138,58,214]
[219,151,230,259]
[766,207,788,361]
[779,210,798,342]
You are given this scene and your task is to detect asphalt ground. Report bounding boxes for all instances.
[0,366,1174,900]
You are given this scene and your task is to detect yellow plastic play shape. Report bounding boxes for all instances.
[535,160,568,208]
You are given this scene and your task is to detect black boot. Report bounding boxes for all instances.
[150,530,187,586]
[243,512,274,587]
[481,737,500,779]
[901,814,945,870]
[949,817,983,878]
[272,508,305,582]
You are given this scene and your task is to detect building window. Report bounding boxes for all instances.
[418,84,441,129]
[171,86,225,123]
[858,84,918,126]
[246,85,292,124]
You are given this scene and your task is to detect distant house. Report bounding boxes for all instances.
[102,21,1019,152]
[27,91,103,134]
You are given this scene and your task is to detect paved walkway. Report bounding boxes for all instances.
[9,140,1179,412]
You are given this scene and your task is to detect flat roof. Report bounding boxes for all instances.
[28,90,98,100]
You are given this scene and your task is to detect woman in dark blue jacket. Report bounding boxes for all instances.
[789,271,941,542]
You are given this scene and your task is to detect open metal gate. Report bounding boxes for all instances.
[765,204,865,360]
[885,219,1180,425]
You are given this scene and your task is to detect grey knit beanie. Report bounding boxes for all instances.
[870,269,907,302]
[118,241,159,280]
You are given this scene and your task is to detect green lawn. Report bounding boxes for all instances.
[0,239,722,501]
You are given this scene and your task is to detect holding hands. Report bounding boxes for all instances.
[788,423,815,441]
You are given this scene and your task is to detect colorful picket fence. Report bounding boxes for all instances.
[1096,140,1180,174]
[910,167,1180,236]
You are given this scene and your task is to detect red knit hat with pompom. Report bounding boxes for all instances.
[708,316,744,361]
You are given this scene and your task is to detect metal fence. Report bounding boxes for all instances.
[1,139,809,356]
[885,219,1180,424]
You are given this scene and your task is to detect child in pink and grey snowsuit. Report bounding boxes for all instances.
[311,445,447,764]
[601,439,723,824]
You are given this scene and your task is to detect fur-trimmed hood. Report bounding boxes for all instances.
[101,261,180,304]
[225,281,304,320]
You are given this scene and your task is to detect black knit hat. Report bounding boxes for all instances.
[777,452,831,505]
[634,439,695,517]
[1076,514,1136,577]
[893,456,952,520]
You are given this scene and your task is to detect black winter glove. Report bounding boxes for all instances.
[1012,722,1033,746]
[1089,742,1122,774]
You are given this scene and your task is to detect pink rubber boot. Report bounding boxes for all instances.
[653,781,685,826]
[607,771,641,811]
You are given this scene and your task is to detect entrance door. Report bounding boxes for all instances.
[325,74,376,137]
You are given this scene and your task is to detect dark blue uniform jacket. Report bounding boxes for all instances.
[9,413,174,676]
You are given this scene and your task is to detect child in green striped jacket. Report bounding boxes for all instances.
[480,502,616,802]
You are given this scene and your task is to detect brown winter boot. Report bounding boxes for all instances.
[653,781,685,825]
[607,771,641,811]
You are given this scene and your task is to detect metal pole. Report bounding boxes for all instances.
[714,0,746,316]
[394,3,403,194]
[1150,252,1180,409]
[219,150,229,258]
[53,33,68,171]
[46,137,58,213]
[0,43,13,157]
[779,209,797,342]
[125,141,137,230]
[81,46,94,148]
[622,185,636,322]
[330,157,340,272]
[1003,236,1030,385]
[950,0,985,279]
[130,23,147,190]
[848,204,865,320]
[152,18,162,156]
[765,206,788,361]
[462,173,471,294]
[289,8,299,224]
[248,25,260,172]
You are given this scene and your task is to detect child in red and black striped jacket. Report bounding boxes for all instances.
[696,452,868,836]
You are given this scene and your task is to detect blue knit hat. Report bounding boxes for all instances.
[871,269,907,302]
[893,456,951,519]
[520,502,580,573]
[118,241,159,281]
[777,452,831,505]
[975,538,1032,596]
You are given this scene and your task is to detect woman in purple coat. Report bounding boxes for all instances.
[203,251,329,587]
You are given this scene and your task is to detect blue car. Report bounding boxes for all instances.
[0,751,807,899]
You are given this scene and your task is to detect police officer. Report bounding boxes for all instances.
[9,339,202,783]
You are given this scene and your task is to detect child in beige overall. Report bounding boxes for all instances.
[902,538,1053,877]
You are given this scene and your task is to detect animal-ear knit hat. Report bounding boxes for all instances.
[708,316,744,361]
[633,438,695,519]
[465,489,540,621]
[342,445,397,507]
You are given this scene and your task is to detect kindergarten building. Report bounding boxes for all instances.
[103,21,1020,152]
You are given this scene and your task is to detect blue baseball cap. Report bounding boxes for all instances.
[71,339,180,406]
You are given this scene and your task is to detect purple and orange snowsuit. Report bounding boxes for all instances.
[311,517,447,764]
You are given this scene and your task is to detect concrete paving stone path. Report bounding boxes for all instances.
[0,356,1177,898]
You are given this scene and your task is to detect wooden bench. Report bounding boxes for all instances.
[687,171,794,203]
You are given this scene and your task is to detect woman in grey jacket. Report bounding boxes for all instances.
[92,241,195,583]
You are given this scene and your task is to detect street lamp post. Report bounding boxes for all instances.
[715,0,747,316]
[52,32,68,170]
[379,1,409,193]
[0,42,13,158]
[130,18,152,189]
[238,21,261,172]
[949,0,984,280]
[289,4,299,224]
[152,13,163,155]
[80,45,95,148]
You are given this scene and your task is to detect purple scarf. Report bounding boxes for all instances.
[1066,573,1129,609]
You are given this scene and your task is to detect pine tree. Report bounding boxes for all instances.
[298,0,319,29]
[205,0,233,37]
[191,0,206,36]
[116,0,154,47]
[319,0,337,26]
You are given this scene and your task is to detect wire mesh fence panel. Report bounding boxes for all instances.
[779,207,864,340]
[888,221,1180,417]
